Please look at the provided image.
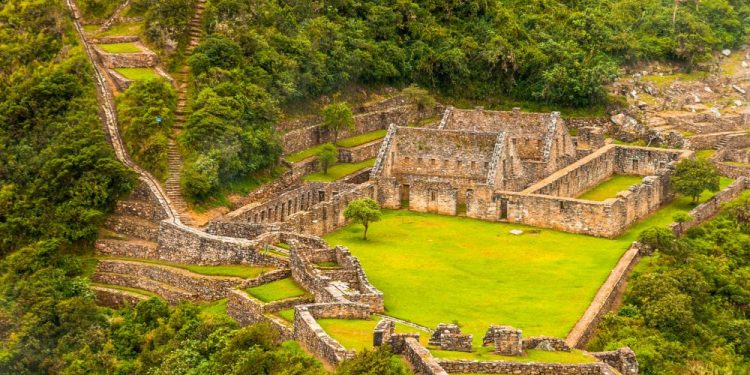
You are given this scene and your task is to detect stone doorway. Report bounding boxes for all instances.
[399,184,410,209]
[499,198,509,220]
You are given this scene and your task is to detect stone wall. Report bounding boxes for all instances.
[436,359,615,375]
[282,104,435,154]
[96,259,248,301]
[522,336,571,352]
[338,139,382,164]
[226,289,299,341]
[591,348,639,375]
[408,180,459,215]
[95,44,158,68]
[92,286,148,308]
[91,272,196,304]
[669,177,749,236]
[391,336,449,375]
[293,303,371,366]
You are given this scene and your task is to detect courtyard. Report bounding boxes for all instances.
[323,178,733,345]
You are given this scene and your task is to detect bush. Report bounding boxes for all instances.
[336,345,408,375]
[181,155,220,199]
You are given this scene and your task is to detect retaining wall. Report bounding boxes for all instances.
[670,177,749,236]
[92,286,148,308]
[293,303,371,366]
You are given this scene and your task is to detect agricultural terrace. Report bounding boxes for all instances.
[323,178,734,347]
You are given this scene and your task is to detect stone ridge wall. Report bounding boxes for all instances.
[670,177,749,236]
[95,45,158,68]
[154,221,288,267]
[227,290,294,341]
[92,286,148,309]
[436,359,614,375]
[591,348,639,375]
[293,303,370,366]
[96,259,246,301]
[408,180,459,215]
[565,243,642,348]
[282,104,433,154]
[91,272,196,304]
[399,337,449,375]
[526,146,618,197]
[338,138,382,164]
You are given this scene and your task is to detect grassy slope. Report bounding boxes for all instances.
[335,129,387,148]
[577,175,644,201]
[323,179,734,343]
[115,68,161,81]
[246,278,307,303]
[303,159,375,182]
[98,43,141,53]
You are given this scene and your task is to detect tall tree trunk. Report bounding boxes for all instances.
[363,223,368,240]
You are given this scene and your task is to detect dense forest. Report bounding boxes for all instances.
[591,196,750,373]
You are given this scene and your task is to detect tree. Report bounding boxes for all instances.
[402,84,436,113]
[336,345,408,375]
[344,199,382,240]
[321,102,354,143]
[318,143,337,174]
[671,158,720,203]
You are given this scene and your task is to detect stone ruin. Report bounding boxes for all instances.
[483,325,524,356]
[428,323,473,352]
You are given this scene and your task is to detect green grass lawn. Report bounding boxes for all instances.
[323,180,733,343]
[97,256,274,278]
[98,43,141,53]
[335,129,387,148]
[577,175,643,201]
[97,22,142,37]
[317,317,428,351]
[246,278,307,303]
[90,282,158,298]
[83,24,101,33]
[303,159,375,182]
[115,68,162,81]
[199,299,228,319]
[695,149,717,160]
[275,308,296,322]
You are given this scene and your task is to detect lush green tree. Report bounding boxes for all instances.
[117,79,176,181]
[336,345,408,375]
[318,143,337,174]
[402,84,436,112]
[321,102,355,143]
[671,158,720,203]
[344,198,382,240]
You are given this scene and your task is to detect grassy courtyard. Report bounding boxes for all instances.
[323,180,734,343]
[246,278,308,302]
[98,42,141,53]
[577,175,643,201]
[303,158,375,182]
[115,68,162,81]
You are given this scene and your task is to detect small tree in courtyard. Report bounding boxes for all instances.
[344,198,382,240]
[671,158,720,203]
[318,143,337,175]
[321,101,354,143]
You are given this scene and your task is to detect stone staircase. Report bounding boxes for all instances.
[164,0,206,226]
[715,135,732,150]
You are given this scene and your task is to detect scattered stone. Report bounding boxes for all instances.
[693,94,701,104]
[709,107,722,118]
[732,85,746,95]
[644,85,656,95]
[722,49,732,57]
[743,61,748,69]
[637,101,648,110]
[509,229,523,236]
[735,100,743,106]
[704,86,713,93]
[630,90,638,99]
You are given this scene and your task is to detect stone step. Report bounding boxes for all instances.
[96,238,159,259]
[104,214,161,242]
[91,271,198,304]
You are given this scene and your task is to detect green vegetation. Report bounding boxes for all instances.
[642,71,709,88]
[590,192,750,373]
[78,0,120,20]
[336,345,409,375]
[98,256,274,278]
[577,175,644,201]
[116,79,175,181]
[115,67,163,81]
[431,346,596,364]
[318,143,338,174]
[695,149,717,159]
[321,102,356,143]
[246,278,308,303]
[316,261,339,268]
[199,298,228,319]
[97,22,142,37]
[303,159,376,182]
[336,129,388,148]
[344,198,383,240]
[275,308,295,322]
[98,42,142,53]
[90,282,158,298]
[191,165,288,211]
[671,158,720,203]
[317,317,428,351]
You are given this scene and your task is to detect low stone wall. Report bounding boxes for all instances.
[591,348,639,375]
[96,259,251,301]
[108,69,132,91]
[399,337,449,375]
[716,161,750,179]
[436,359,614,375]
[91,35,140,44]
[670,177,749,236]
[293,303,371,366]
[96,239,158,259]
[565,243,642,348]
[105,214,160,242]
[91,272,196,304]
[687,131,738,150]
[226,289,295,340]
[95,45,158,68]
[338,139,383,163]
[282,104,435,154]
[522,336,570,352]
[155,221,288,267]
[92,286,148,308]
[115,199,168,222]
